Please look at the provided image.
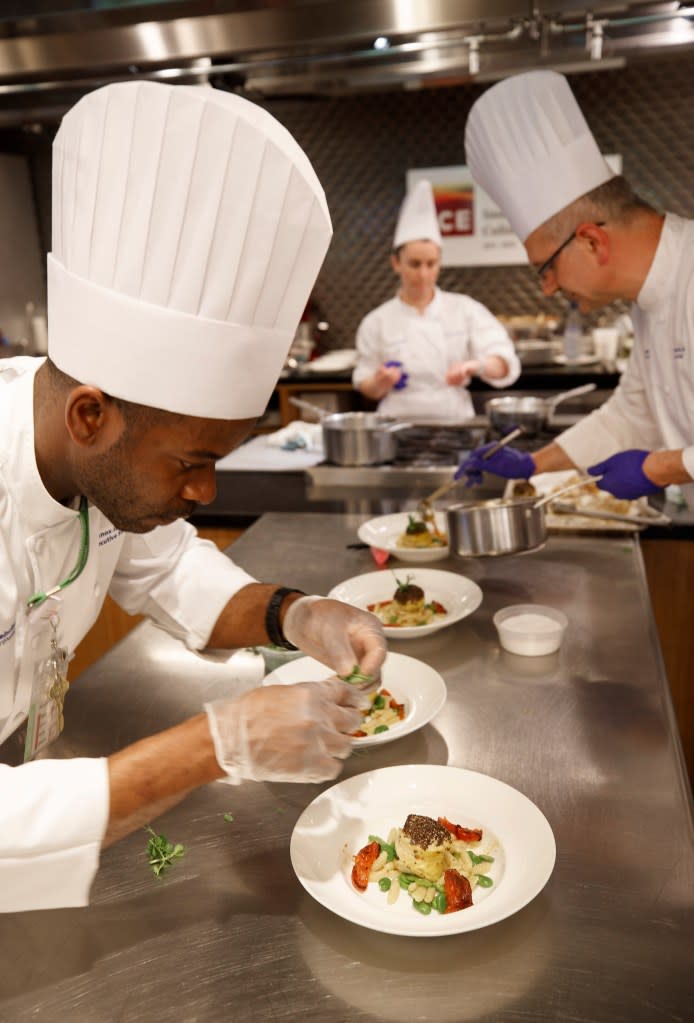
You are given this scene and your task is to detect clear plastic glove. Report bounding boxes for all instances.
[384,360,409,390]
[455,442,536,486]
[587,450,661,499]
[283,596,387,687]
[445,360,480,388]
[205,679,367,784]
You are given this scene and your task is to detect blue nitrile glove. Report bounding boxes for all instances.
[455,442,536,487]
[587,450,662,499]
[384,360,409,390]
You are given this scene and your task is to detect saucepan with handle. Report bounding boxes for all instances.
[446,475,602,557]
[288,396,412,466]
[484,383,597,437]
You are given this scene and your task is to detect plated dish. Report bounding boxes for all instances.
[327,568,482,639]
[290,764,556,937]
[357,512,450,563]
[263,651,446,748]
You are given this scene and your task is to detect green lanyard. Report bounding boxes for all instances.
[27,497,90,609]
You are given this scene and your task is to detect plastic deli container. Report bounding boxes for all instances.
[493,604,568,656]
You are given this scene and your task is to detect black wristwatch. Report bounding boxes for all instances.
[264,587,306,650]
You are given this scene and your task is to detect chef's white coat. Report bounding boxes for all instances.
[352,288,520,421]
[557,213,694,507]
[0,357,257,912]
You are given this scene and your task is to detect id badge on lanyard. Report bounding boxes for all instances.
[23,495,89,761]
[24,600,70,760]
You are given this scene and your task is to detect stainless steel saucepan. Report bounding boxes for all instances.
[446,476,600,557]
[288,396,412,466]
[485,383,597,437]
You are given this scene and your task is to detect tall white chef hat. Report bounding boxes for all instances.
[393,179,442,249]
[48,81,332,418]
[464,70,615,243]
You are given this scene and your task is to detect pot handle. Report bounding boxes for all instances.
[547,382,597,413]
[288,395,327,420]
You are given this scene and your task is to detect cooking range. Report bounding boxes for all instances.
[307,418,561,488]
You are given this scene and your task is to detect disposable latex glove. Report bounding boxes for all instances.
[205,679,367,784]
[455,442,536,487]
[384,360,409,390]
[445,360,480,388]
[587,450,662,499]
[283,596,387,686]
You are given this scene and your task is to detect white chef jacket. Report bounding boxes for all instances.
[0,357,257,912]
[352,288,520,421]
[557,213,694,508]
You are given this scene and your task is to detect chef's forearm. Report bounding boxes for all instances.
[479,354,509,380]
[206,581,304,649]
[531,441,578,474]
[643,449,691,487]
[104,714,222,846]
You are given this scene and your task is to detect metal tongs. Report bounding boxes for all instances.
[416,426,524,521]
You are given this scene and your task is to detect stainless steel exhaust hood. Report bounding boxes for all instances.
[0,1,692,118]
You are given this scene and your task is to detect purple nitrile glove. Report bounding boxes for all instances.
[455,442,536,487]
[587,449,662,499]
[384,360,409,390]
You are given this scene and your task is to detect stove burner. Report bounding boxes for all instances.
[391,424,559,467]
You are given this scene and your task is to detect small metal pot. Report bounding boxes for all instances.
[322,412,411,466]
[446,497,547,557]
[485,383,596,437]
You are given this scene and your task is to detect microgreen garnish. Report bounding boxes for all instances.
[145,825,186,879]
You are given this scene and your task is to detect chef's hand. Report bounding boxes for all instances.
[455,442,536,487]
[383,360,409,390]
[587,450,662,499]
[205,680,366,784]
[283,596,387,688]
[446,360,480,388]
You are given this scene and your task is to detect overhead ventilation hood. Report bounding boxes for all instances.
[0,2,692,124]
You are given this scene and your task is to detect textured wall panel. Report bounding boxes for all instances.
[263,52,694,348]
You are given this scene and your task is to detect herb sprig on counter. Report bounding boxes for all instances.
[145,825,186,878]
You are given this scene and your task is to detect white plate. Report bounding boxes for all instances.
[263,651,446,747]
[552,353,601,366]
[327,568,482,639]
[357,512,450,563]
[303,349,358,373]
[290,764,556,937]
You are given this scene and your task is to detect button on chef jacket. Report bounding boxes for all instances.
[556,213,694,507]
[352,288,520,421]
[0,358,258,912]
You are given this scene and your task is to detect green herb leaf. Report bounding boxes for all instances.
[339,664,374,686]
[145,825,186,879]
[223,813,234,823]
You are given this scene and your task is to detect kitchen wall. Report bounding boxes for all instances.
[5,49,694,350]
[0,153,45,348]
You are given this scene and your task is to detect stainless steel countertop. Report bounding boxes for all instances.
[1,513,692,1022]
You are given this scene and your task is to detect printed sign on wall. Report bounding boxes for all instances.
[407,155,622,267]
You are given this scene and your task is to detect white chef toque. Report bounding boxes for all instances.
[48,81,332,418]
[393,179,442,249]
[464,70,615,243]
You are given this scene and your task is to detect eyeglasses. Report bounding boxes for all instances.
[535,222,606,282]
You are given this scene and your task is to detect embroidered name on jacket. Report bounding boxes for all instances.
[98,527,123,547]
[0,622,16,646]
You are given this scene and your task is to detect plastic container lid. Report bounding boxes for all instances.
[493,604,568,657]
